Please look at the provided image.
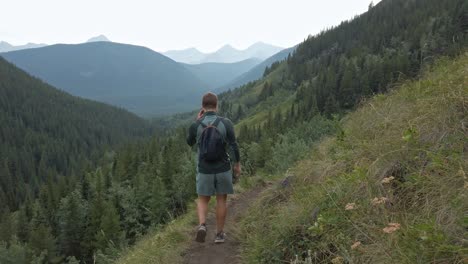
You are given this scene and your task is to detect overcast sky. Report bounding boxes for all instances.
[0,0,379,53]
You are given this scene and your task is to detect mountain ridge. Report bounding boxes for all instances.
[216,46,296,92]
[0,41,47,53]
[163,42,284,64]
[1,41,208,116]
[182,58,261,90]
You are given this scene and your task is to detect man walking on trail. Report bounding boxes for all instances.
[187,92,241,244]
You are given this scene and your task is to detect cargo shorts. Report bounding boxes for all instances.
[196,170,234,196]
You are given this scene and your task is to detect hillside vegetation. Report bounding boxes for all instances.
[217,0,466,134]
[239,54,468,263]
[0,57,173,263]
[1,0,465,262]
[0,57,151,212]
[116,0,466,262]
[116,52,467,264]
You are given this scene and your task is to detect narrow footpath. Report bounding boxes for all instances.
[182,186,264,264]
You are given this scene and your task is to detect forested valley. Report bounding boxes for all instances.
[0,0,466,263]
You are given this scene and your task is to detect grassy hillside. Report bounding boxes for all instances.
[113,0,466,262]
[239,54,468,263]
[116,53,467,264]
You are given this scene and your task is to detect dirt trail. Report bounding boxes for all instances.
[182,186,264,264]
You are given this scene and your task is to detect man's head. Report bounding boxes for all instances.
[202,92,218,111]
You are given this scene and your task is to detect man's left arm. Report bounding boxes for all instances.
[224,119,241,176]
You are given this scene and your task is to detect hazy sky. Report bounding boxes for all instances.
[0,0,379,53]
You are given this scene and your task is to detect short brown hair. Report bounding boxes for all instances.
[202,92,218,109]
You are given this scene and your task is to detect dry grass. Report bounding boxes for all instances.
[115,201,197,264]
[239,54,468,263]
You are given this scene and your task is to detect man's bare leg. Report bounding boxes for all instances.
[196,195,210,242]
[197,195,211,225]
[216,194,227,233]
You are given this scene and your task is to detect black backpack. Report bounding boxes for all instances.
[198,117,225,162]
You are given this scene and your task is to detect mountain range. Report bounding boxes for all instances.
[163,42,283,64]
[216,46,296,92]
[1,42,208,116]
[0,41,47,53]
[1,39,290,116]
[182,58,261,90]
[1,0,466,262]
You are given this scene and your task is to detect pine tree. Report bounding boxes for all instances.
[95,201,123,251]
[16,205,30,243]
[57,189,87,259]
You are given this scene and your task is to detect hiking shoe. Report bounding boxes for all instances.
[195,224,207,243]
[214,231,226,244]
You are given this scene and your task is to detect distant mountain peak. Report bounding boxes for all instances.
[250,41,267,46]
[163,42,284,64]
[0,41,47,53]
[248,42,283,50]
[172,47,202,53]
[185,47,201,52]
[87,35,110,43]
[218,44,238,51]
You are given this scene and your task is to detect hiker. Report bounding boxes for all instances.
[187,92,241,244]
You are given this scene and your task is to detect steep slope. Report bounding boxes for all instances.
[217,46,296,92]
[115,53,467,264]
[182,58,261,90]
[113,0,465,262]
[215,0,466,130]
[0,56,151,212]
[1,42,207,116]
[240,54,468,263]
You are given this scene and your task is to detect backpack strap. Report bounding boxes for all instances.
[212,117,222,127]
[211,117,226,142]
[198,117,221,129]
[199,121,208,128]
[197,118,208,129]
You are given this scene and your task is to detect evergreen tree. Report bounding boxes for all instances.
[95,201,123,251]
[57,189,87,259]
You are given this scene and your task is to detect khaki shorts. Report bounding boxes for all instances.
[196,170,234,196]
